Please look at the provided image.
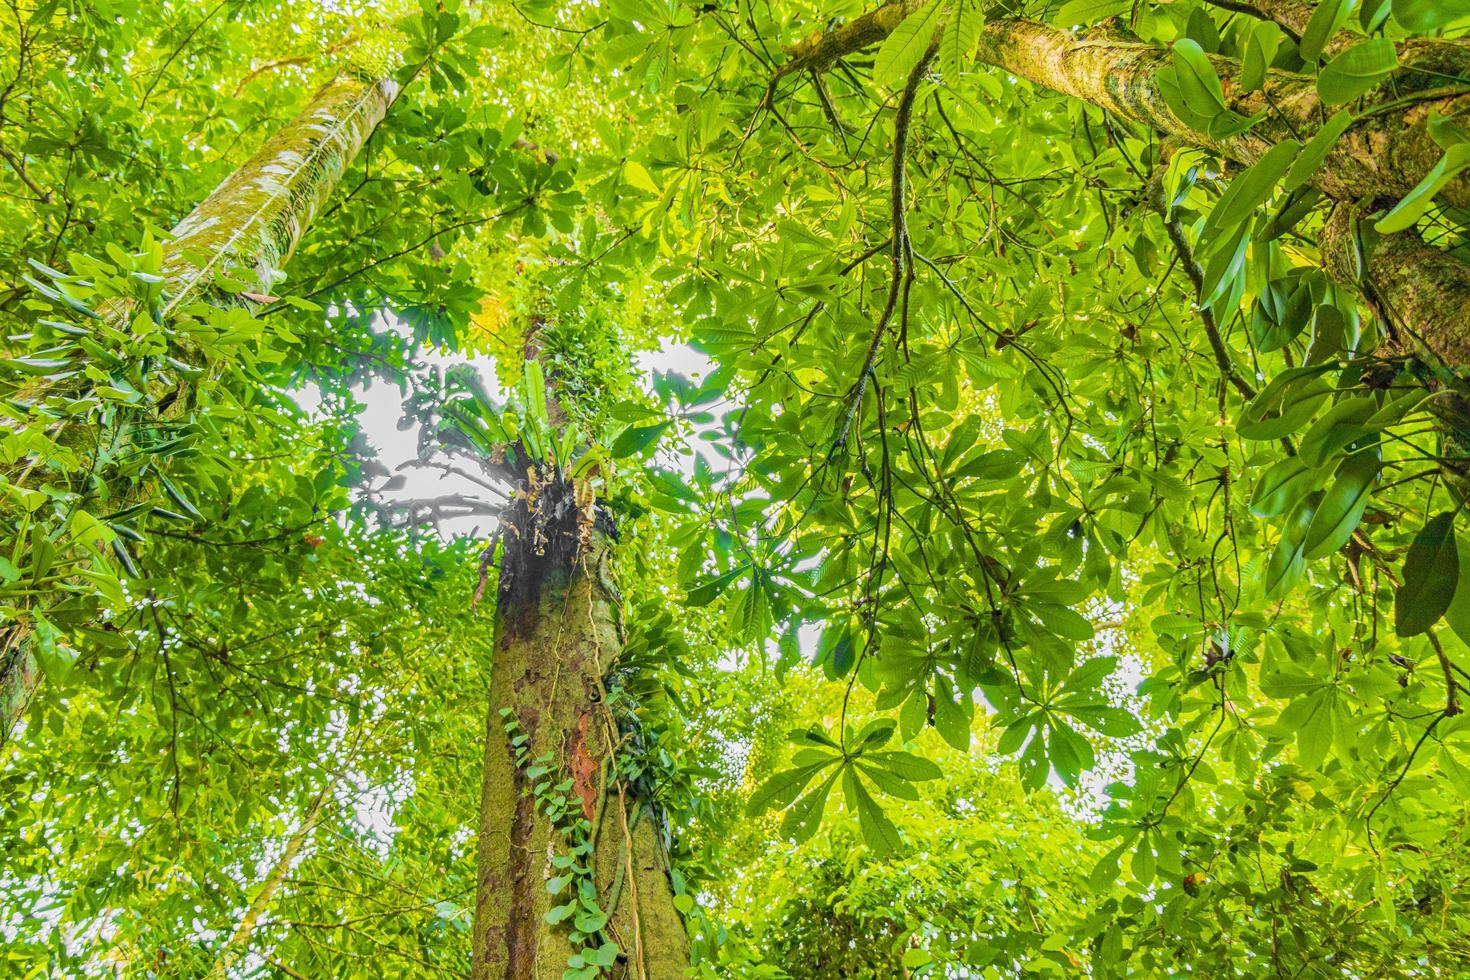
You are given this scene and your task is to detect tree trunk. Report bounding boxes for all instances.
[0,72,398,748]
[965,21,1470,207]
[472,471,689,979]
[774,9,1470,371]
[1319,204,1470,370]
[206,783,333,980]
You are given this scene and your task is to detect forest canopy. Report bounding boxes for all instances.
[2,0,1470,976]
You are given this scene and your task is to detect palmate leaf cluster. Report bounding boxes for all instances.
[2,0,1470,976]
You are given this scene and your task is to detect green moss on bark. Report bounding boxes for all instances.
[472,473,690,979]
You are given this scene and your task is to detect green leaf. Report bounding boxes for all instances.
[1317,39,1399,104]
[747,759,837,816]
[1302,450,1379,559]
[1241,21,1281,93]
[1171,39,1227,117]
[867,750,944,781]
[1397,511,1460,636]
[2,355,73,374]
[1298,395,1376,469]
[902,948,936,969]
[1237,365,1334,440]
[939,1,983,80]
[683,564,746,607]
[586,943,621,968]
[1062,655,1118,693]
[954,448,1025,481]
[1300,0,1352,63]
[1285,110,1356,191]
[1290,689,1336,768]
[874,0,945,89]
[1444,537,1470,648]
[1046,720,1095,786]
[1054,0,1129,25]
[854,717,897,749]
[1200,140,1300,244]
[31,624,77,683]
[522,358,548,425]
[609,420,670,458]
[781,770,839,843]
[1393,0,1465,32]
[1440,746,1470,795]
[1061,704,1142,737]
[844,766,902,855]
[1264,492,1320,600]
[996,714,1035,755]
[855,762,921,800]
[1249,455,1316,519]
[1375,143,1470,233]
[932,674,974,751]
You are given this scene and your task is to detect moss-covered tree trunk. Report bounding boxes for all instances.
[777,10,1470,370]
[0,72,398,748]
[472,471,689,979]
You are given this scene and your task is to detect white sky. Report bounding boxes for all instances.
[293,314,714,537]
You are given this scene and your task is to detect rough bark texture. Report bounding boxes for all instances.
[0,73,397,749]
[472,473,689,980]
[0,629,37,751]
[972,21,1470,208]
[778,11,1470,208]
[773,7,1470,389]
[162,73,397,311]
[778,0,927,79]
[1204,0,1314,41]
[1320,206,1470,369]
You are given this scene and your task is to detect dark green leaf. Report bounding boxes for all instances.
[1302,450,1379,559]
[610,420,670,458]
[1301,0,1352,63]
[1317,40,1399,104]
[1265,492,1320,600]
[1397,511,1460,636]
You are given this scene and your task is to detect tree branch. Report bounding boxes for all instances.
[1146,165,1258,400]
[831,48,935,456]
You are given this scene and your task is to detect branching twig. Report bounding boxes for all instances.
[1428,629,1462,717]
[830,49,935,456]
[1146,164,1258,401]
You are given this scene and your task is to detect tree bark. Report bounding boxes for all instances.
[771,9,1470,370]
[0,72,398,748]
[779,11,1470,204]
[472,471,689,979]
[1319,205,1470,369]
[206,783,332,980]
[975,21,1469,208]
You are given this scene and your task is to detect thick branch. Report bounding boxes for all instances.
[1319,204,1470,370]
[207,784,332,980]
[777,0,928,80]
[775,15,1470,209]
[1200,0,1311,42]
[1,73,400,748]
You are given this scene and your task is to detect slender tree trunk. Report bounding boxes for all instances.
[206,784,333,980]
[0,72,398,748]
[472,471,689,979]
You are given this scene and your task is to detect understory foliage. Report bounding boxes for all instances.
[3,0,1470,976]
